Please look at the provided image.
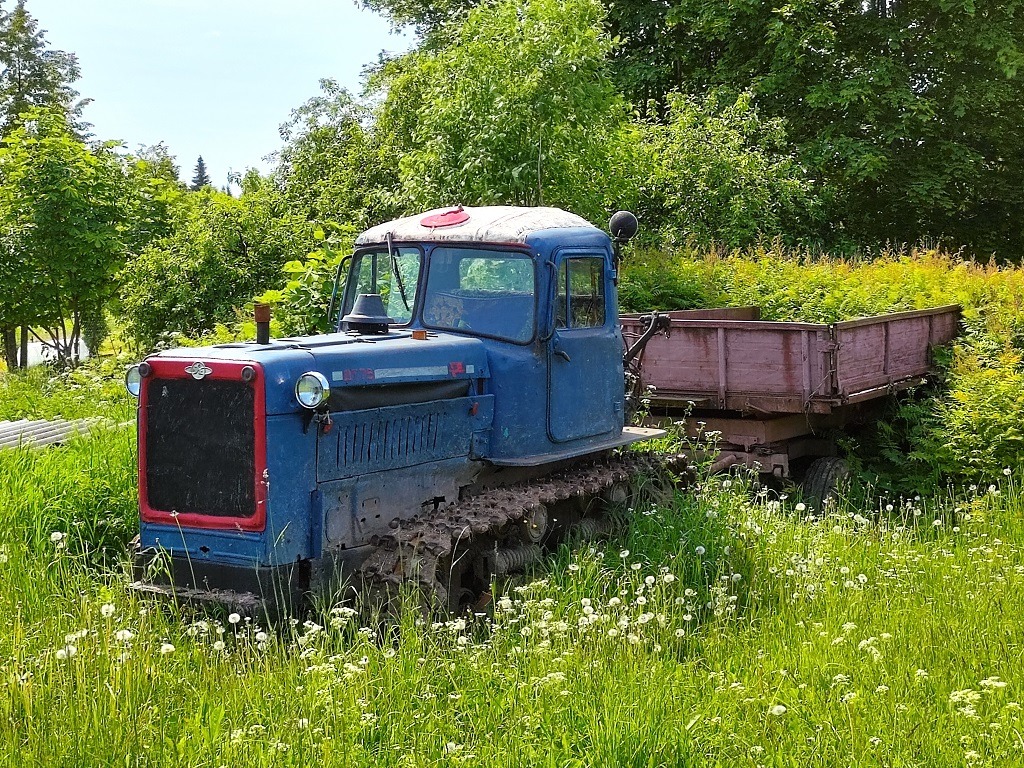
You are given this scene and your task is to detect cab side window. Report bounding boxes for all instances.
[556,257,606,329]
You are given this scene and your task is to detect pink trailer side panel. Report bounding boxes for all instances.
[833,307,961,401]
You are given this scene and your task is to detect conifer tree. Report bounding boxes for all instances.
[190,155,211,190]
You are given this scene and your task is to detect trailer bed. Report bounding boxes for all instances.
[623,305,961,415]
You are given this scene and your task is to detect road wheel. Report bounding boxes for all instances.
[801,456,850,514]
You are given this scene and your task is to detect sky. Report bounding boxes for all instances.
[29,0,411,188]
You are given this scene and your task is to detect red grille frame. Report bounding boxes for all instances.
[138,358,267,532]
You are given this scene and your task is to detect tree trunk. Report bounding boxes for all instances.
[19,325,27,369]
[1,326,15,370]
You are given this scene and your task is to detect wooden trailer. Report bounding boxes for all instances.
[621,305,961,494]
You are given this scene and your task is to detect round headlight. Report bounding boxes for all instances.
[125,365,143,398]
[295,371,330,410]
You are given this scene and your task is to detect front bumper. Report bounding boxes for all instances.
[130,541,376,619]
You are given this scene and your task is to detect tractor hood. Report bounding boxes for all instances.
[149,330,491,415]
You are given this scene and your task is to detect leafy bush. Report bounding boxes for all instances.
[618,92,825,248]
[255,225,355,336]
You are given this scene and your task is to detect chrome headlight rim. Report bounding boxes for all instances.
[295,371,330,410]
[125,364,142,398]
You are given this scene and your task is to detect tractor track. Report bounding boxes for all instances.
[356,451,674,608]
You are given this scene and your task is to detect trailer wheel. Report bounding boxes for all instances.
[801,457,850,513]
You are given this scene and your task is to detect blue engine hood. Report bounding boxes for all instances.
[151,330,490,415]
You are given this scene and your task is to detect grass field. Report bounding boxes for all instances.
[1,369,1021,766]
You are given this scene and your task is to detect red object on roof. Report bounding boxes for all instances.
[420,206,470,228]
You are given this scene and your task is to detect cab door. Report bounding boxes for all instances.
[547,250,623,443]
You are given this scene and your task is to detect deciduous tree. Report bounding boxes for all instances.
[0,108,129,365]
[0,0,86,367]
[386,0,625,222]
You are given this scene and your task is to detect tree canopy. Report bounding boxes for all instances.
[0,108,128,363]
[360,0,1024,255]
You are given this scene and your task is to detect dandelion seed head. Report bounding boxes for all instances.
[100,603,115,619]
[159,643,175,655]
[768,704,787,716]
[228,613,241,625]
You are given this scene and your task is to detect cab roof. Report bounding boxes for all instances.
[354,205,601,247]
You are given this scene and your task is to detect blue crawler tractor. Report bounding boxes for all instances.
[128,206,665,612]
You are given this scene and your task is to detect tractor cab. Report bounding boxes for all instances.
[334,205,647,464]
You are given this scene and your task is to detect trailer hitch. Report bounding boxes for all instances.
[623,311,670,367]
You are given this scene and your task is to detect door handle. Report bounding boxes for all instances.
[552,338,572,362]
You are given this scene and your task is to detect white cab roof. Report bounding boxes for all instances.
[355,205,600,246]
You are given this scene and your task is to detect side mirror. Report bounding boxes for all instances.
[609,210,638,243]
[608,211,638,286]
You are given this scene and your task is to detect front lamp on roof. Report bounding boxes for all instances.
[295,371,330,410]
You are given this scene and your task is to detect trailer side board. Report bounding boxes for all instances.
[625,305,961,415]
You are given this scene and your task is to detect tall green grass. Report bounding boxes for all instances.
[1,422,1021,766]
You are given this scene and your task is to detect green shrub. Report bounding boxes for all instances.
[118,179,314,350]
[255,226,355,336]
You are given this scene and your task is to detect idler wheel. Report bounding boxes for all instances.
[519,504,549,544]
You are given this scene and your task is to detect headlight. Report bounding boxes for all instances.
[295,371,330,409]
[125,364,143,398]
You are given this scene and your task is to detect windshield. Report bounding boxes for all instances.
[422,247,536,343]
[343,247,421,324]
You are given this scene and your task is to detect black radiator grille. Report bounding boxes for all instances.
[145,377,256,518]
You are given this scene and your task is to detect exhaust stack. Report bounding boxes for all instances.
[254,303,271,345]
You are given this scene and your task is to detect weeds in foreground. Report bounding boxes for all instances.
[1,426,1022,765]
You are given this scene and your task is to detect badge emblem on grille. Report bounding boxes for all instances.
[184,361,213,380]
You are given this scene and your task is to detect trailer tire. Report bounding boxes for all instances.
[801,457,850,513]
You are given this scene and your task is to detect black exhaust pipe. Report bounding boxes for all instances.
[254,303,271,345]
